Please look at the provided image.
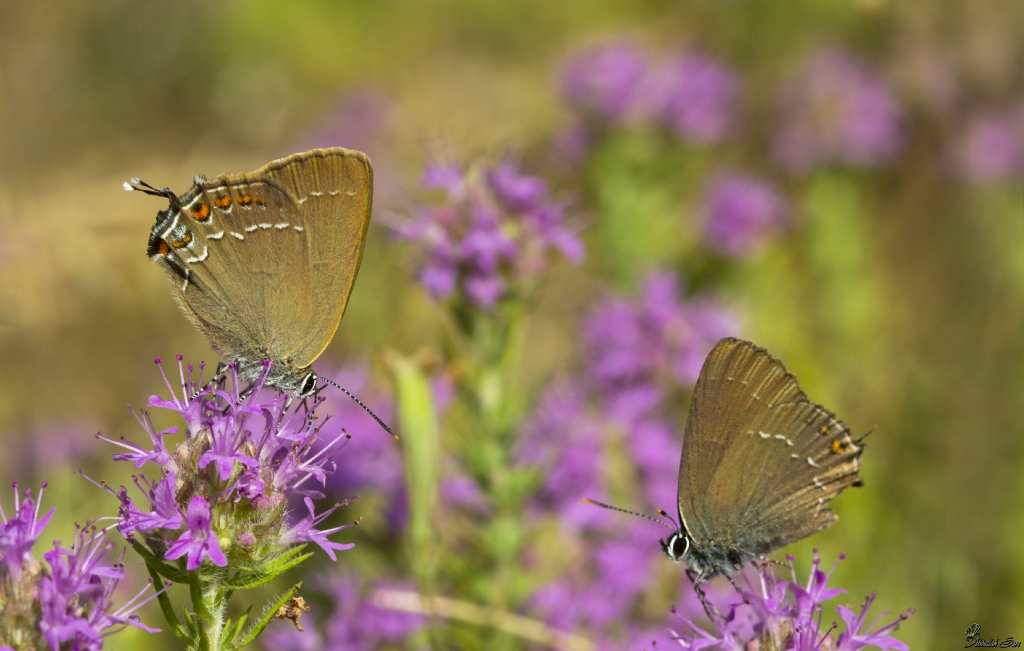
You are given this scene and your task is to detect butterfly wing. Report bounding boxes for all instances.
[248,149,373,368]
[677,338,862,558]
[149,149,372,374]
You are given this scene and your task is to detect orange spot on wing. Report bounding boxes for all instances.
[819,425,829,435]
[238,193,252,206]
[253,194,265,206]
[170,231,193,249]
[157,241,170,256]
[191,202,211,222]
[214,195,231,209]
[831,439,846,454]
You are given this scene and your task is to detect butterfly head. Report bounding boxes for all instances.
[660,530,691,562]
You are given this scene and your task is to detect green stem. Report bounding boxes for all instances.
[188,569,226,651]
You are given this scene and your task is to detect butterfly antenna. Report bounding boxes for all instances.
[581,498,676,532]
[123,178,180,206]
[318,376,398,440]
[855,424,877,444]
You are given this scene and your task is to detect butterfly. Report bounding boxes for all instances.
[126,148,383,426]
[587,337,864,588]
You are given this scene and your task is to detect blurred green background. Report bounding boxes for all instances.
[2,1,1023,649]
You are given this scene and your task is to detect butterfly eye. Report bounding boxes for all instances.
[298,372,318,398]
[661,533,690,561]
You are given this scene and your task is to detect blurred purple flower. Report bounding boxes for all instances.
[625,418,680,508]
[439,475,491,514]
[670,551,913,650]
[515,384,608,529]
[301,87,400,201]
[1,485,159,649]
[561,40,649,125]
[531,520,663,633]
[702,172,788,257]
[303,87,392,156]
[951,110,1024,183]
[398,160,583,310]
[551,118,594,167]
[655,53,742,144]
[20,422,101,471]
[772,48,905,173]
[314,364,400,497]
[584,271,738,395]
[0,483,55,580]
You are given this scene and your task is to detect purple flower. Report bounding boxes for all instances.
[39,526,160,651]
[397,160,583,311]
[439,475,490,514]
[198,412,259,480]
[669,552,913,650]
[583,271,738,396]
[279,497,357,561]
[951,109,1024,183]
[102,359,359,570]
[164,495,227,570]
[835,593,914,651]
[531,521,664,633]
[772,48,905,173]
[561,40,649,125]
[515,384,607,529]
[0,485,159,649]
[489,163,549,210]
[0,483,55,580]
[655,52,742,144]
[122,472,183,534]
[303,87,392,157]
[702,172,788,257]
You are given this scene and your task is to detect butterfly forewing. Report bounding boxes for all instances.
[679,339,806,548]
[251,149,373,368]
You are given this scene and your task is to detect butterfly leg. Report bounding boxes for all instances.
[686,570,724,622]
[724,574,751,606]
[190,362,228,400]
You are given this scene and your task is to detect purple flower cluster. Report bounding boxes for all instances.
[260,575,425,651]
[511,272,738,648]
[584,271,738,398]
[671,551,913,651]
[100,357,358,572]
[561,40,649,125]
[702,172,789,257]
[514,384,607,529]
[311,365,407,527]
[399,160,583,310]
[950,104,1024,183]
[772,48,905,174]
[0,483,159,650]
[559,40,742,143]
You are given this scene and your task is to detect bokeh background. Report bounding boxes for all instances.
[2,1,1024,649]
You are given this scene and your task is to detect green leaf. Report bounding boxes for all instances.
[220,606,251,648]
[234,582,302,649]
[388,354,441,591]
[224,550,314,590]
